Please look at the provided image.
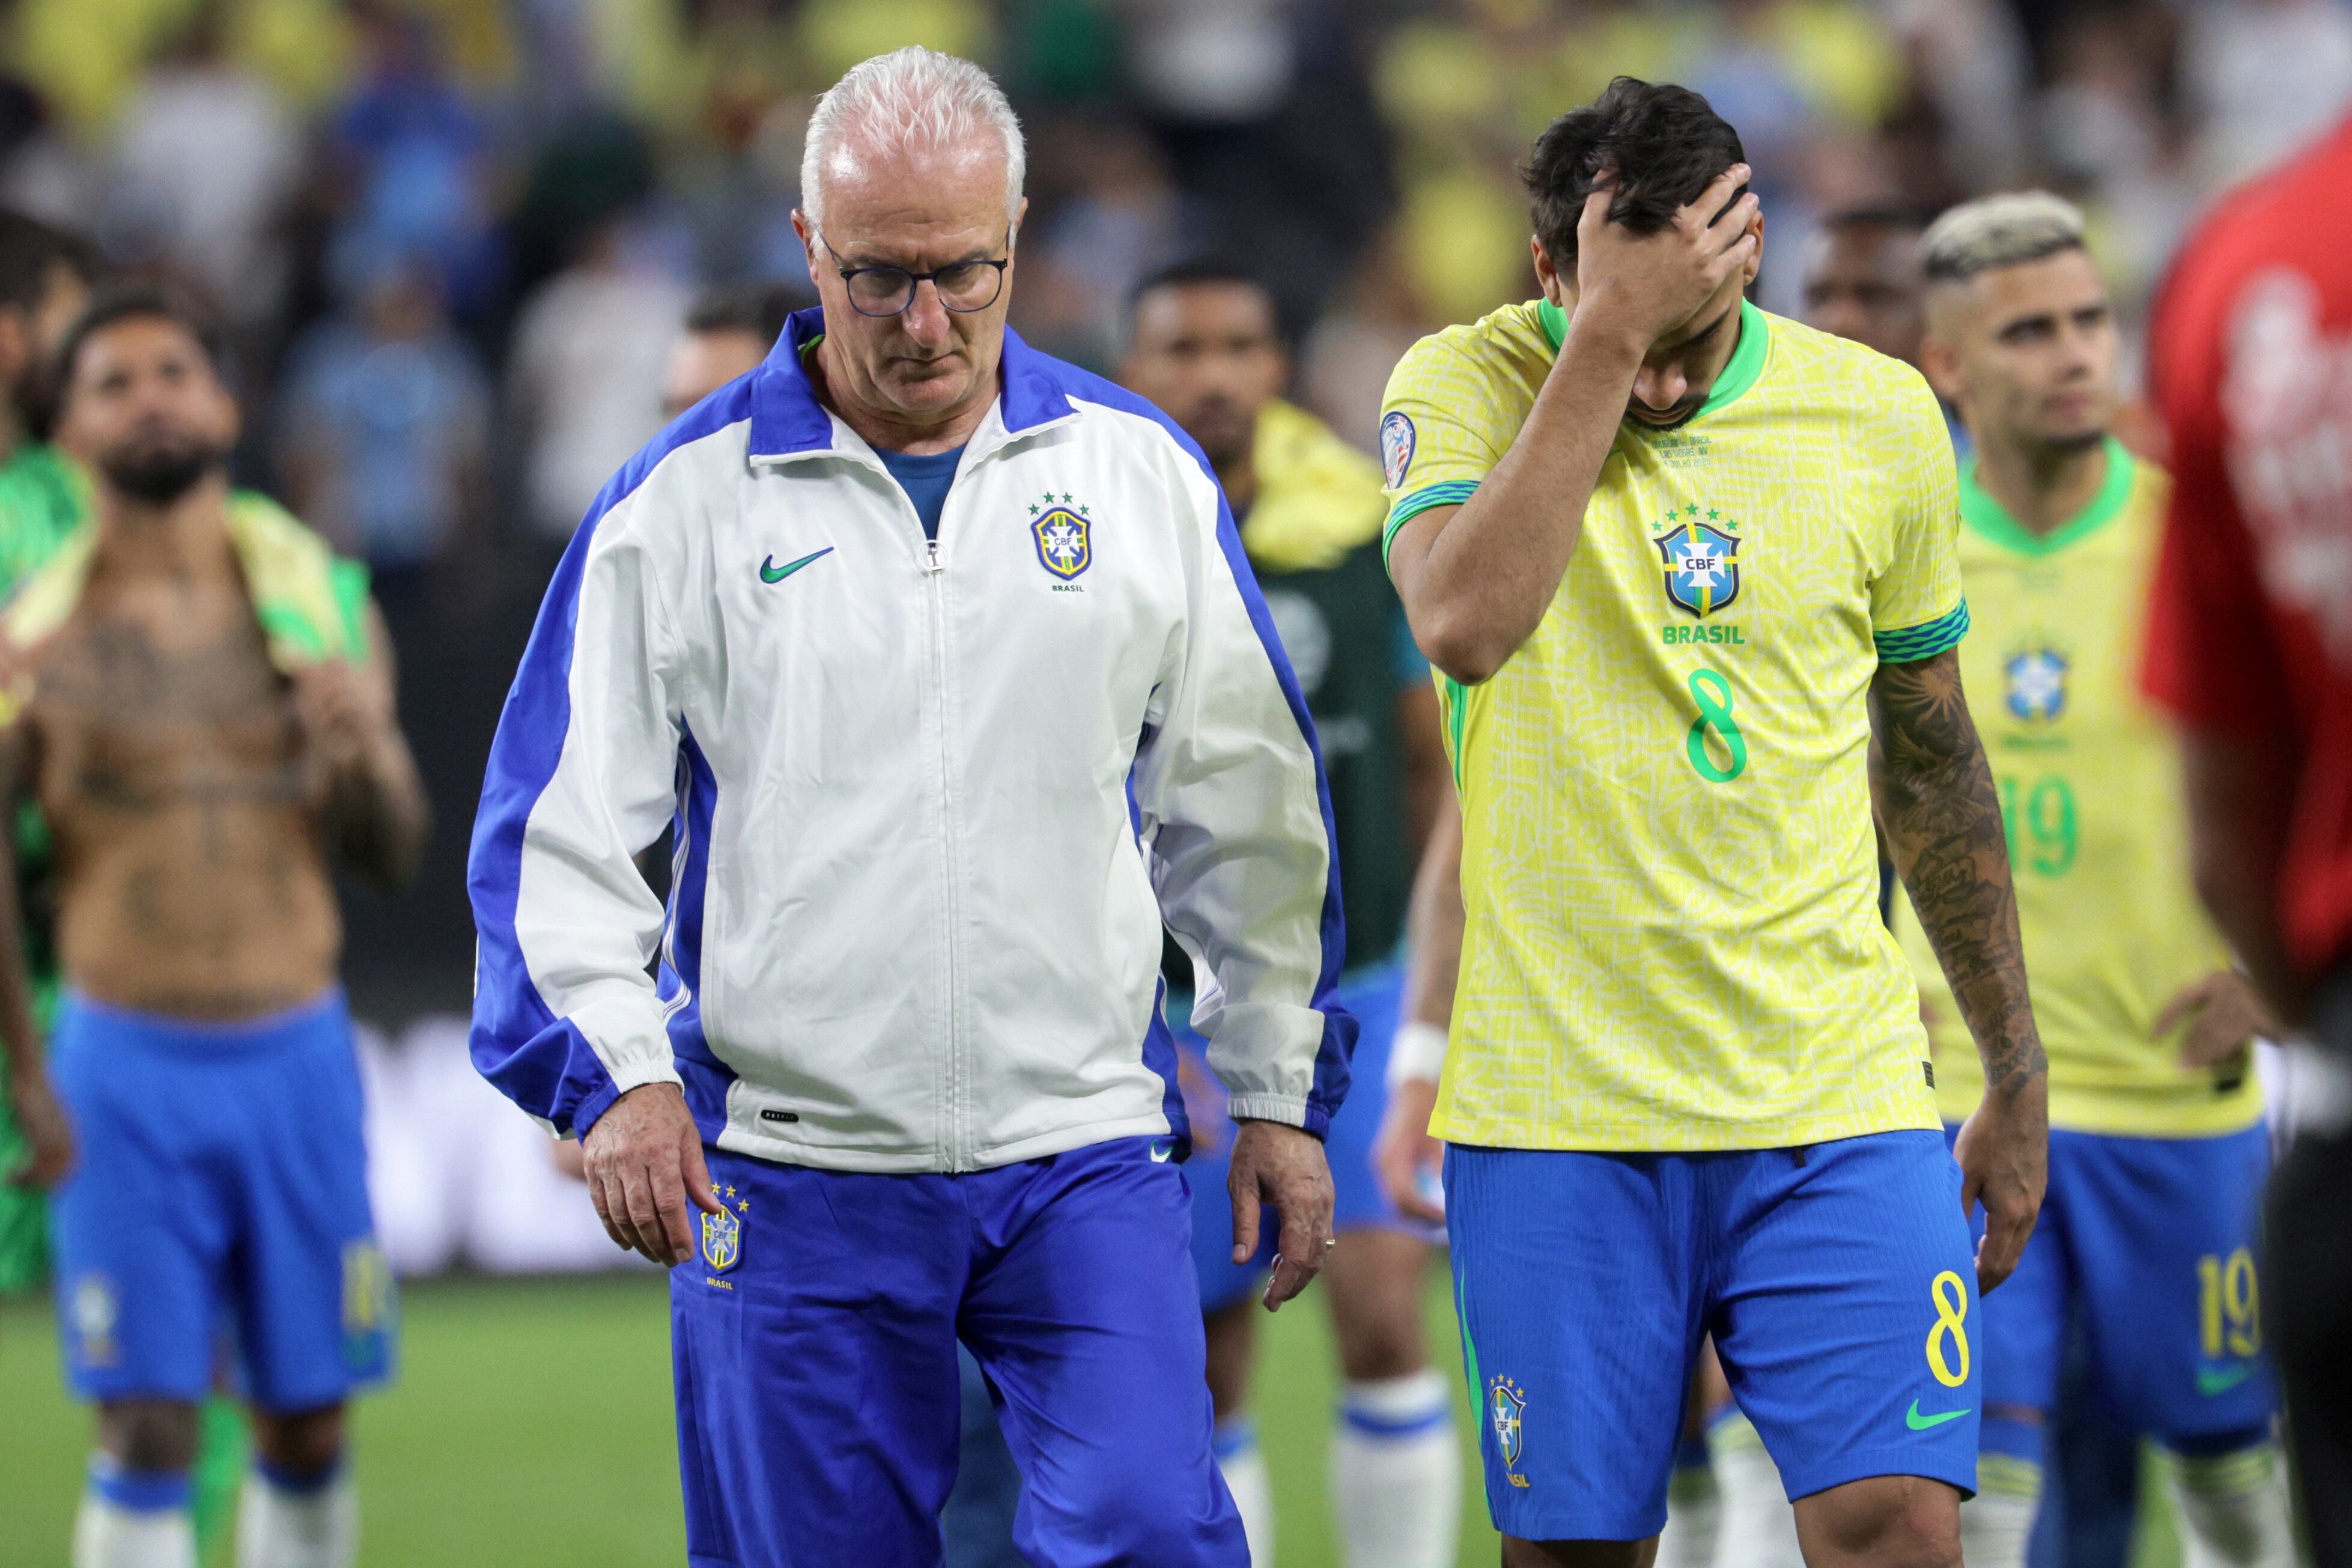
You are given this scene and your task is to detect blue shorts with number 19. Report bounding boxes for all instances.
[1445,1130,1981,1543]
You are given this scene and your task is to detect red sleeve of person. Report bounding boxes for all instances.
[2142,112,2352,980]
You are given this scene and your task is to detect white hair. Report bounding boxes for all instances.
[1922,190,2088,285]
[800,47,1025,231]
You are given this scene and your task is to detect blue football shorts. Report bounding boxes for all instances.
[1945,1120,2276,1444]
[1446,1129,1982,1542]
[49,989,392,1411]
[1176,959,1434,1314]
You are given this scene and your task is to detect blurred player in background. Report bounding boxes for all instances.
[1798,208,1928,371]
[0,286,428,1568]
[1899,190,2295,1568]
[657,281,803,421]
[2144,109,2352,1564]
[1381,79,2047,1567]
[0,216,259,1566]
[0,209,93,1292]
[1120,258,1457,1568]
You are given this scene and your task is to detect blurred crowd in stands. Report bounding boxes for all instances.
[4,0,2347,1013]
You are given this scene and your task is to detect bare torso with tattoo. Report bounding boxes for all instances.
[14,546,342,1019]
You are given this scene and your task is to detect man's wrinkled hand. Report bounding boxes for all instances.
[1952,1079,2047,1295]
[1227,1119,1335,1312]
[581,1081,721,1266]
[1372,1077,1444,1225]
[2155,969,2275,1071]
[6,1068,73,1188]
[1572,162,1759,350]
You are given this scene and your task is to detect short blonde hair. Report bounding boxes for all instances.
[1921,191,2087,285]
[801,47,1024,231]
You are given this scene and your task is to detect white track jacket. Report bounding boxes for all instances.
[468,313,1354,1173]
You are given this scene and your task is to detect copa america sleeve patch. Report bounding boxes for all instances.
[1380,412,1416,490]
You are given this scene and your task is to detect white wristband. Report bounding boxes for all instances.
[1386,1020,1450,1090]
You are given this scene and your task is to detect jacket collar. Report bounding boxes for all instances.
[748,306,1078,464]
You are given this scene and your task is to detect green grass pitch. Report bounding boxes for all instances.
[0,1271,2182,1567]
[0,1270,1496,1567]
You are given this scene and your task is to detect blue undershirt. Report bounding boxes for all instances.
[875,445,967,541]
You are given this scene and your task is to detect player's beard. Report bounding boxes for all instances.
[2040,424,2107,455]
[99,428,225,504]
[1179,392,1256,472]
[1623,397,1703,433]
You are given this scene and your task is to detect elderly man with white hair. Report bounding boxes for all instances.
[466,46,1351,1568]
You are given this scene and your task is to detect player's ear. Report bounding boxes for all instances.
[1918,332,1964,405]
[1740,207,1764,290]
[0,310,26,392]
[1532,236,1566,308]
[201,356,241,448]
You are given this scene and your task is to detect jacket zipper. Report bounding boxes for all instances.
[921,527,964,1170]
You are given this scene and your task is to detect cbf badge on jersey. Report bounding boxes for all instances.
[2004,648,2069,722]
[1030,491,1092,580]
[1654,510,1742,618]
[1486,1375,1530,1486]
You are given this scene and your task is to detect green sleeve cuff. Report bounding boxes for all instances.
[1874,599,1971,663]
[1381,481,1481,565]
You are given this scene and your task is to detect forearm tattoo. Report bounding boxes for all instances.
[1869,651,2045,1099]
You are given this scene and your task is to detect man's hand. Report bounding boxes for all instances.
[291,658,394,784]
[1951,1082,2047,1295]
[2155,969,2275,1071]
[1227,1119,1334,1312]
[1372,1078,1445,1225]
[5,1066,72,1188]
[290,636,431,892]
[580,1082,722,1266]
[1572,163,1758,351]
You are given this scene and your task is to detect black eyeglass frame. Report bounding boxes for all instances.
[819,226,1013,318]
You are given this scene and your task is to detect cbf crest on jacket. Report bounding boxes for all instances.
[468,311,1354,1173]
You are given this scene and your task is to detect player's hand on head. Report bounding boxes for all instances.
[1372,1077,1445,1225]
[1952,1080,2047,1295]
[1572,162,1758,348]
[5,1066,73,1188]
[2156,968,2273,1071]
[1227,1119,1336,1313]
[580,1081,722,1267]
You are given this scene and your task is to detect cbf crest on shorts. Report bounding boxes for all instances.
[700,1202,743,1274]
[1030,492,1092,580]
[1654,509,1742,618]
[1487,1374,1529,1485]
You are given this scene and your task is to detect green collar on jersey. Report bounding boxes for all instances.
[1536,294,1770,424]
[1959,434,2135,557]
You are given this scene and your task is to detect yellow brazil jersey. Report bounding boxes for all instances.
[1379,297,1966,1151]
[1891,440,2261,1137]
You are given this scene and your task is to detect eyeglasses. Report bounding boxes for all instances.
[820,228,1012,318]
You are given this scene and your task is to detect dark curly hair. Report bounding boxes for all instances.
[1524,78,1747,272]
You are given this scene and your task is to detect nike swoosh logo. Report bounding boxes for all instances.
[759,547,834,584]
[1149,1140,1176,1163]
[2197,1365,2253,1396]
[1906,1400,1970,1430]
